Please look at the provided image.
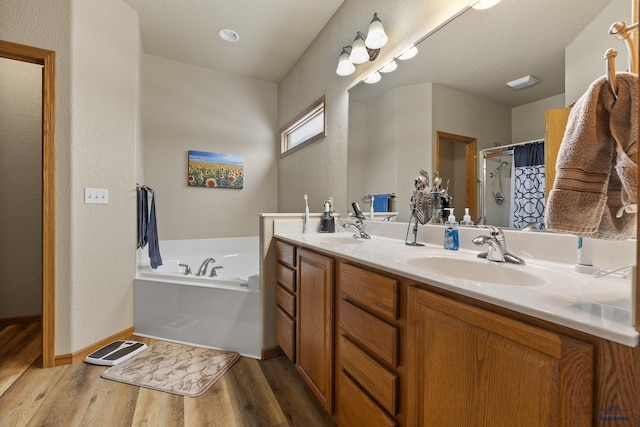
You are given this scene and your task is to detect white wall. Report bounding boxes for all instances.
[277,0,471,215]
[0,58,42,318]
[1,0,141,354]
[512,94,564,143]
[141,54,278,239]
[565,0,631,105]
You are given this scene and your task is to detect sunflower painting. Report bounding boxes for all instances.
[188,150,244,189]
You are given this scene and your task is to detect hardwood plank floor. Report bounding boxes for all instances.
[0,324,336,427]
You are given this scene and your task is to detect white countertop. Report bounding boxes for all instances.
[274,221,638,347]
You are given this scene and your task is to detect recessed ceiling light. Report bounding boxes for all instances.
[506,75,539,89]
[219,29,239,43]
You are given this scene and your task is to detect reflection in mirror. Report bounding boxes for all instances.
[348,0,631,227]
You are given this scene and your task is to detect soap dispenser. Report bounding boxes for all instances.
[461,207,474,226]
[444,208,459,251]
[319,199,336,233]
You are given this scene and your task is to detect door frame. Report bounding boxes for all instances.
[435,131,477,221]
[0,40,56,368]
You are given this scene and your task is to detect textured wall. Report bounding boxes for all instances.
[141,54,278,239]
[69,0,140,351]
[277,0,470,216]
[0,58,42,318]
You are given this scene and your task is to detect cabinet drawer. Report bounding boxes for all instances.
[340,335,398,415]
[340,300,398,367]
[276,284,295,318]
[340,263,398,320]
[338,370,397,427]
[276,240,296,268]
[276,263,296,293]
[275,306,295,362]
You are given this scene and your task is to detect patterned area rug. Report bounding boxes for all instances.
[100,341,240,397]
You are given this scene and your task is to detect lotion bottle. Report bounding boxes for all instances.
[444,208,459,251]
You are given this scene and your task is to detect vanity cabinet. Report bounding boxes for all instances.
[296,248,335,413]
[335,262,403,427]
[406,286,593,427]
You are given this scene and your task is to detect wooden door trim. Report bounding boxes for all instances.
[0,40,56,368]
[435,131,477,220]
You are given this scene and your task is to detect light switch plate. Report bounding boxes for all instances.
[85,187,109,204]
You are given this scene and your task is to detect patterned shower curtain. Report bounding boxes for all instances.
[509,141,545,229]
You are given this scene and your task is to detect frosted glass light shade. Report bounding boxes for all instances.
[398,45,418,60]
[379,60,397,73]
[349,32,370,64]
[364,71,381,84]
[336,49,356,76]
[365,13,388,49]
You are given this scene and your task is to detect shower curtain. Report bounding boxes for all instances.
[509,141,545,228]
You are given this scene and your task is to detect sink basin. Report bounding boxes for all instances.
[400,255,546,286]
[304,234,367,245]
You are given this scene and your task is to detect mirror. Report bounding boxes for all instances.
[348,0,631,227]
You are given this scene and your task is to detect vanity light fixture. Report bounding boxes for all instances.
[471,0,502,10]
[364,71,382,84]
[397,45,418,60]
[506,74,540,89]
[336,12,387,76]
[219,28,240,42]
[336,46,357,76]
[365,13,388,49]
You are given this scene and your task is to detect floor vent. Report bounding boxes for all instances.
[84,340,148,366]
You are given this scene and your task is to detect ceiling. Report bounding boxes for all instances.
[123,0,344,83]
[350,0,616,106]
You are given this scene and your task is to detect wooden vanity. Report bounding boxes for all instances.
[274,238,640,427]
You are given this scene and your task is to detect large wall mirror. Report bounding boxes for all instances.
[348,0,632,228]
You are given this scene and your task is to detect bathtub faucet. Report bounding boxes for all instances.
[196,257,217,276]
[209,266,223,277]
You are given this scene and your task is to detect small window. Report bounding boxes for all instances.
[280,95,327,157]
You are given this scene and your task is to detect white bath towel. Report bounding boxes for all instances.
[545,73,637,240]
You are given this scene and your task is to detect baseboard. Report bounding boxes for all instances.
[261,345,284,359]
[54,327,135,366]
[0,315,42,326]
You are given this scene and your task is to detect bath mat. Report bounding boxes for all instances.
[100,341,240,397]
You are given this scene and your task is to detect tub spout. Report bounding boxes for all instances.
[196,257,216,276]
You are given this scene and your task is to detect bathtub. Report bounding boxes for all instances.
[134,236,262,359]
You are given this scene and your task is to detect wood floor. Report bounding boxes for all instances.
[0,323,336,427]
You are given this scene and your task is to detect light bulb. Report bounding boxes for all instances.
[349,32,370,64]
[365,13,388,49]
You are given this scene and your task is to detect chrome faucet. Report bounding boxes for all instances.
[179,263,192,275]
[196,257,217,276]
[343,218,371,239]
[472,225,524,265]
[209,266,223,277]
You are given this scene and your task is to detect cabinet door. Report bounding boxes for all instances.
[407,287,593,427]
[297,248,334,413]
[544,106,571,200]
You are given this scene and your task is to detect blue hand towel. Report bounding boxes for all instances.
[147,192,163,268]
[373,194,391,213]
[137,187,148,249]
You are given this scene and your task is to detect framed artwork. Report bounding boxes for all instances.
[188,150,244,189]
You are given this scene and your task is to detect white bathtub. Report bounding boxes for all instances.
[134,236,262,359]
